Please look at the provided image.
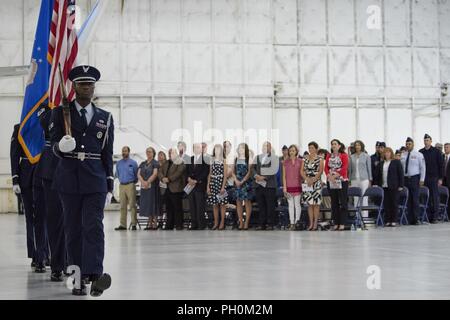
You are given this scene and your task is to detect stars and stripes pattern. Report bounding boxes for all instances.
[48,0,78,108]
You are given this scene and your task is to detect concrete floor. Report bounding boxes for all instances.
[1,211,450,300]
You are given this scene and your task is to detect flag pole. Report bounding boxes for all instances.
[58,63,72,136]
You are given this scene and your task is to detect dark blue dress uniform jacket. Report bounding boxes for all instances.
[10,124,35,188]
[35,105,59,182]
[49,101,114,194]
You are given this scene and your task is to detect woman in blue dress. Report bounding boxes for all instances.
[233,143,253,230]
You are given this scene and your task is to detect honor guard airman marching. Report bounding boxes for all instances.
[49,65,113,296]
[10,124,48,272]
[36,103,67,282]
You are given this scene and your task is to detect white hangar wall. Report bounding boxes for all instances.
[1,0,450,203]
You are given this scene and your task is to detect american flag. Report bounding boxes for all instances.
[48,0,78,108]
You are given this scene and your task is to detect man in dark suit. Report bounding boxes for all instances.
[419,134,444,223]
[158,149,186,230]
[443,143,450,188]
[186,143,210,230]
[50,65,113,296]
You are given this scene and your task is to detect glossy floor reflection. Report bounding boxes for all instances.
[1,212,450,300]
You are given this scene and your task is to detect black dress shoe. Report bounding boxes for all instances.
[72,284,87,296]
[35,263,46,273]
[31,261,36,269]
[130,225,137,230]
[175,226,184,230]
[90,273,112,297]
[114,226,127,231]
[45,259,51,267]
[51,271,64,282]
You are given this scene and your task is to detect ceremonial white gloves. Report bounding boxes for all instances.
[105,192,113,208]
[12,184,21,195]
[58,135,76,153]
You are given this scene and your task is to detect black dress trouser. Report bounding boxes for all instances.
[188,191,206,229]
[328,181,348,226]
[166,190,183,229]
[383,187,399,224]
[255,187,276,227]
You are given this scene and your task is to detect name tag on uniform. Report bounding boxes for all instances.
[95,122,107,130]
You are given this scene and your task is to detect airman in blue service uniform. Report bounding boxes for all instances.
[50,65,113,296]
[36,103,67,281]
[10,124,48,272]
[419,134,444,223]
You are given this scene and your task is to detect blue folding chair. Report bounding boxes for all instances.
[419,186,430,224]
[438,186,449,222]
[320,187,332,215]
[347,187,364,229]
[275,187,289,229]
[360,186,384,227]
[398,187,409,225]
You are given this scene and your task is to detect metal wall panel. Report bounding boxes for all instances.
[93,42,121,85]
[356,0,382,45]
[94,0,121,41]
[215,44,243,84]
[0,0,22,41]
[301,108,328,150]
[439,0,450,47]
[384,0,410,46]
[244,107,273,152]
[0,97,21,159]
[300,46,327,85]
[122,105,152,138]
[153,107,182,150]
[274,45,298,84]
[273,0,297,44]
[414,112,440,145]
[412,0,438,47]
[23,0,40,42]
[299,0,326,45]
[214,106,243,145]
[442,110,450,143]
[386,48,412,91]
[413,48,439,87]
[358,109,384,153]
[386,109,412,149]
[152,0,181,42]
[246,44,272,85]
[440,49,450,84]
[125,43,151,82]
[357,48,384,92]
[183,0,211,43]
[185,43,212,84]
[153,43,182,83]
[213,0,241,43]
[122,0,151,42]
[328,0,354,45]
[329,47,356,86]
[330,108,356,146]
[0,41,23,95]
[245,0,272,44]
[274,108,299,148]
[183,105,212,146]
